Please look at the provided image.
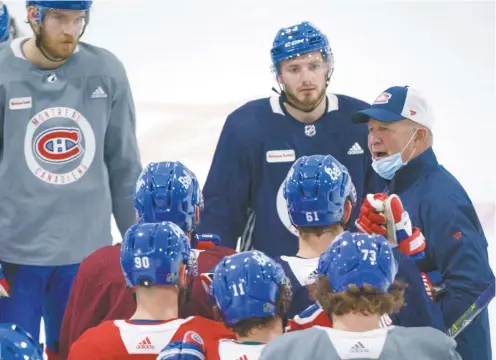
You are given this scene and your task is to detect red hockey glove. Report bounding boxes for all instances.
[384,194,426,259]
[355,193,389,236]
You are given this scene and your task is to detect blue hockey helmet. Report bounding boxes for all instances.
[0,323,43,360]
[26,1,92,24]
[135,161,203,233]
[0,3,10,43]
[318,231,397,293]
[211,250,292,326]
[271,21,334,75]
[284,154,356,228]
[120,222,191,288]
[26,1,92,11]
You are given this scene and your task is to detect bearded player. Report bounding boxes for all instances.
[0,2,141,358]
[198,21,384,258]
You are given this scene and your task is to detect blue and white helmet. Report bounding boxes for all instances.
[134,161,203,233]
[0,3,10,43]
[0,323,43,360]
[271,21,334,75]
[284,154,356,228]
[318,231,398,293]
[211,250,292,326]
[120,222,191,288]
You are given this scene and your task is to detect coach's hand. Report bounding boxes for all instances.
[384,194,426,260]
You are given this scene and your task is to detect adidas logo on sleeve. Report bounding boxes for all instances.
[91,86,108,99]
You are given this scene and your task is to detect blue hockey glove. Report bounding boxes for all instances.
[157,331,205,360]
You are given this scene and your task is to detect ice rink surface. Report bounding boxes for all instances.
[3,0,495,355]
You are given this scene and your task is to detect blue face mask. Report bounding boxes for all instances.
[371,129,418,180]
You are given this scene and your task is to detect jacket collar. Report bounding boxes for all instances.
[389,147,440,193]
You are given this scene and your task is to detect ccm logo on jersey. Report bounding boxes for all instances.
[266,149,296,163]
[34,127,84,163]
[9,97,32,110]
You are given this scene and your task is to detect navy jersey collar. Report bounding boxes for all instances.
[390,147,440,193]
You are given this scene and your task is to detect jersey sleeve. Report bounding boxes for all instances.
[67,326,108,360]
[421,197,494,326]
[197,111,260,249]
[393,250,445,331]
[103,57,142,238]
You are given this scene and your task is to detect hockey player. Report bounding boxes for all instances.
[0,1,142,358]
[281,154,444,329]
[158,250,292,360]
[198,21,383,258]
[0,2,10,43]
[259,232,462,360]
[352,85,494,359]
[59,161,235,359]
[67,222,234,360]
[0,323,44,359]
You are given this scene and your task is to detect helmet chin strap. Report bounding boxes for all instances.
[273,71,333,114]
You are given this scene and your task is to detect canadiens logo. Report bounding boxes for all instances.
[373,92,392,104]
[34,127,84,163]
[24,107,96,185]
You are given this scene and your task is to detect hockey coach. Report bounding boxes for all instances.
[352,85,494,360]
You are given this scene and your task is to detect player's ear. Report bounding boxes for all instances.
[343,199,352,224]
[26,6,39,32]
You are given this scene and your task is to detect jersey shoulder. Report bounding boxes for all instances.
[76,41,128,80]
[260,327,330,360]
[77,245,122,283]
[223,97,274,135]
[197,246,236,272]
[68,320,121,358]
[187,316,235,340]
[390,326,459,356]
[334,93,370,111]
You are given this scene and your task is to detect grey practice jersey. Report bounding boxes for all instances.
[0,37,142,265]
[259,326,462,360]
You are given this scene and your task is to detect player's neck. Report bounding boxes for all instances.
[23,37,68,70]
[297,228,342,258]
[236,318,283,344]
[284,95,327,124]
[131,288,179,321]
[332,313,381,332]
